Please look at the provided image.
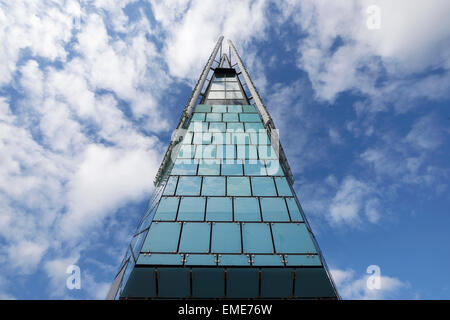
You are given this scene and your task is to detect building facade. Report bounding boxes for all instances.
[107,37,339,299]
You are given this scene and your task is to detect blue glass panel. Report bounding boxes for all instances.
[275,177,292,196]
[218,254,250,266]
[227,176,251,196]
[285,198,304,222]
[185,254,216,266]
[206,197,232,221]
[221,160,243,176]
[212,105,227,113]
[237,145,257,159]
[227,122,244,131]
[245,122,264,131]
[153,197,179,221]
[158,268,190,298]
[163,176,178,196]
[258,145,278,160]
[228,105,243,113]
[137,253,183,265]
[192,268,224,298]
[171,160,197,175]
[230,132,251,144]
[251,177,276,196]
[179,222,210,253]
[121,267,156,298]
[223,113,238,122]
[226,269,258,298]
[265,160,284,176]
[176,176,201,196]
[141,222,181,253]
[244,160,266,176]
[242,105,257,113]
[271,223,317,253]
[252,254,284,266]
[240,113,260,122]
[194,145,216,159]
[216,144,236,159]
[197,161,220,175]
[177,197,205,220]
[286,254,322,266]
[261,268,293,298]
[209,122,226,132]
[234,198,261,221]
[195,105,211,112]
[192,113,205,121]
[249,130,270,145]
[295,268,336,298]
[260,197,290,221]
[211,222,241,253]
[181,132,193,144]
[206,113,222,122]
[132,230,148,260]
[193,132,212,144]
[202,176,225,196]
[242,223,273,253]
[188,121,208,132]
[211,132,228,144]
[177,145,195,159]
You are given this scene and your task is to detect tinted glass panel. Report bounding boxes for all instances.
[163,176,178,196]
[185,254,216,266]
[209,122,226,132]
[265,160,284,176]
[251,177,276,196]
[252,254,284,266]
[195,105,211,112]
[275,177,292,196]
[286,254,321,266]
[237,145,257,159]
[212,105,227,113]
[227,177,251,196]
[258,145,278,160]
[206,197,232,221]
[171,160,197,175]
[234,198,260,221]
[177,145,195,159]
[179,222,210,253]
[194,145,216,159]
[153,197,179,221]
[216,145,236,159]
[228,105,243,113]
[271,223,317,253]
[242,223,273,253]
[260,197,290,221]
[198,162,220,175]
[218,254,250,266]
[211,223,241,253]
[177,197,205,220]
[242,105,257,113]
[176,176,201,195]
[227,122,244,131]
[244,161,266,176]
[286,198,303,222]
[206,113,222,122]
[239,113,260,122]
[221,160,243,176]
[223,113,238,122]
[191,113,205,121]
[202,177,225,196]
[141,222,181,253]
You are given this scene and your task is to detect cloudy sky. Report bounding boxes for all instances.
[0,0,449,299]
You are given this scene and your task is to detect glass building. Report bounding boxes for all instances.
[106,37,339,299]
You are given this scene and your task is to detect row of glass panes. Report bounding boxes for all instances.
[194,104,257,113]
[207,91,244,100]
[136,253,321,267]
[212,75,237,82]
[187,121,264,133]
[176,144,277,160]
[191,112,260,123]
[141,221,317,254]
[209,82,241,90]
[163,175,292,197]
[153,195,303,222]
[181,131,270,146]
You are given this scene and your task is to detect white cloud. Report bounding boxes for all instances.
[405,114,444,151]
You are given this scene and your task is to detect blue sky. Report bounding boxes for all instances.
[0,0,449,299]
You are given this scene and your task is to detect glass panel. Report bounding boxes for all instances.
[285,198,304,222]
[260,197,290,221]
[226,269,258,298]
[177,145,195,159]
[197,162,220,175]
[275,177,292,196]
[261,268,293,298]
[212,105,227,113]
[216,144,236,159]
[227,177,251,196]
[208,91,225,99]
[251,177,276,196]
[258,145,278,160]
[242,105,257,113]
[181,132,193,144]
[194,145,216,159]
[211,132,228,144]
[209,122,226,132]
[226,82,241,90]
[227,122,244,131]
[249,130,270,145]
[234,198,261,221]
[153,197,179,221]
[265,160,284,176]
[242,223,273,253]
[141,222,181,253]
[192,268,224,298]
[179,222,210,253]
[206,113,222,122]
[239,113,260,122]
[137,253,183,265]
[223,113,238,122]
[237,145,257,160]
[193,132,212,144]
[202,176,225,196]
[245,122,264,131]
[158,268,190,298]
[230,132,251,144]
[177,197,205,220]
[244,160,266,176]
[171,160,198,175]
[211,223,241,253]
[210,82,225,90]
[163,176,178,196]
[252,254,284,266]
[185,254,216,266]
[195,105,211,112]
[271,223,317,253]
[221,160,243,176]
[226,91,243,99]
[121,267,156,298]
[176,176,202,195]
[206,197,232,221]
[191,113,205,121]
[218,254,250,266]
[285,254,321,266]
[228,105,243,113]
[295,268,336,298]
[188,121,208,132]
